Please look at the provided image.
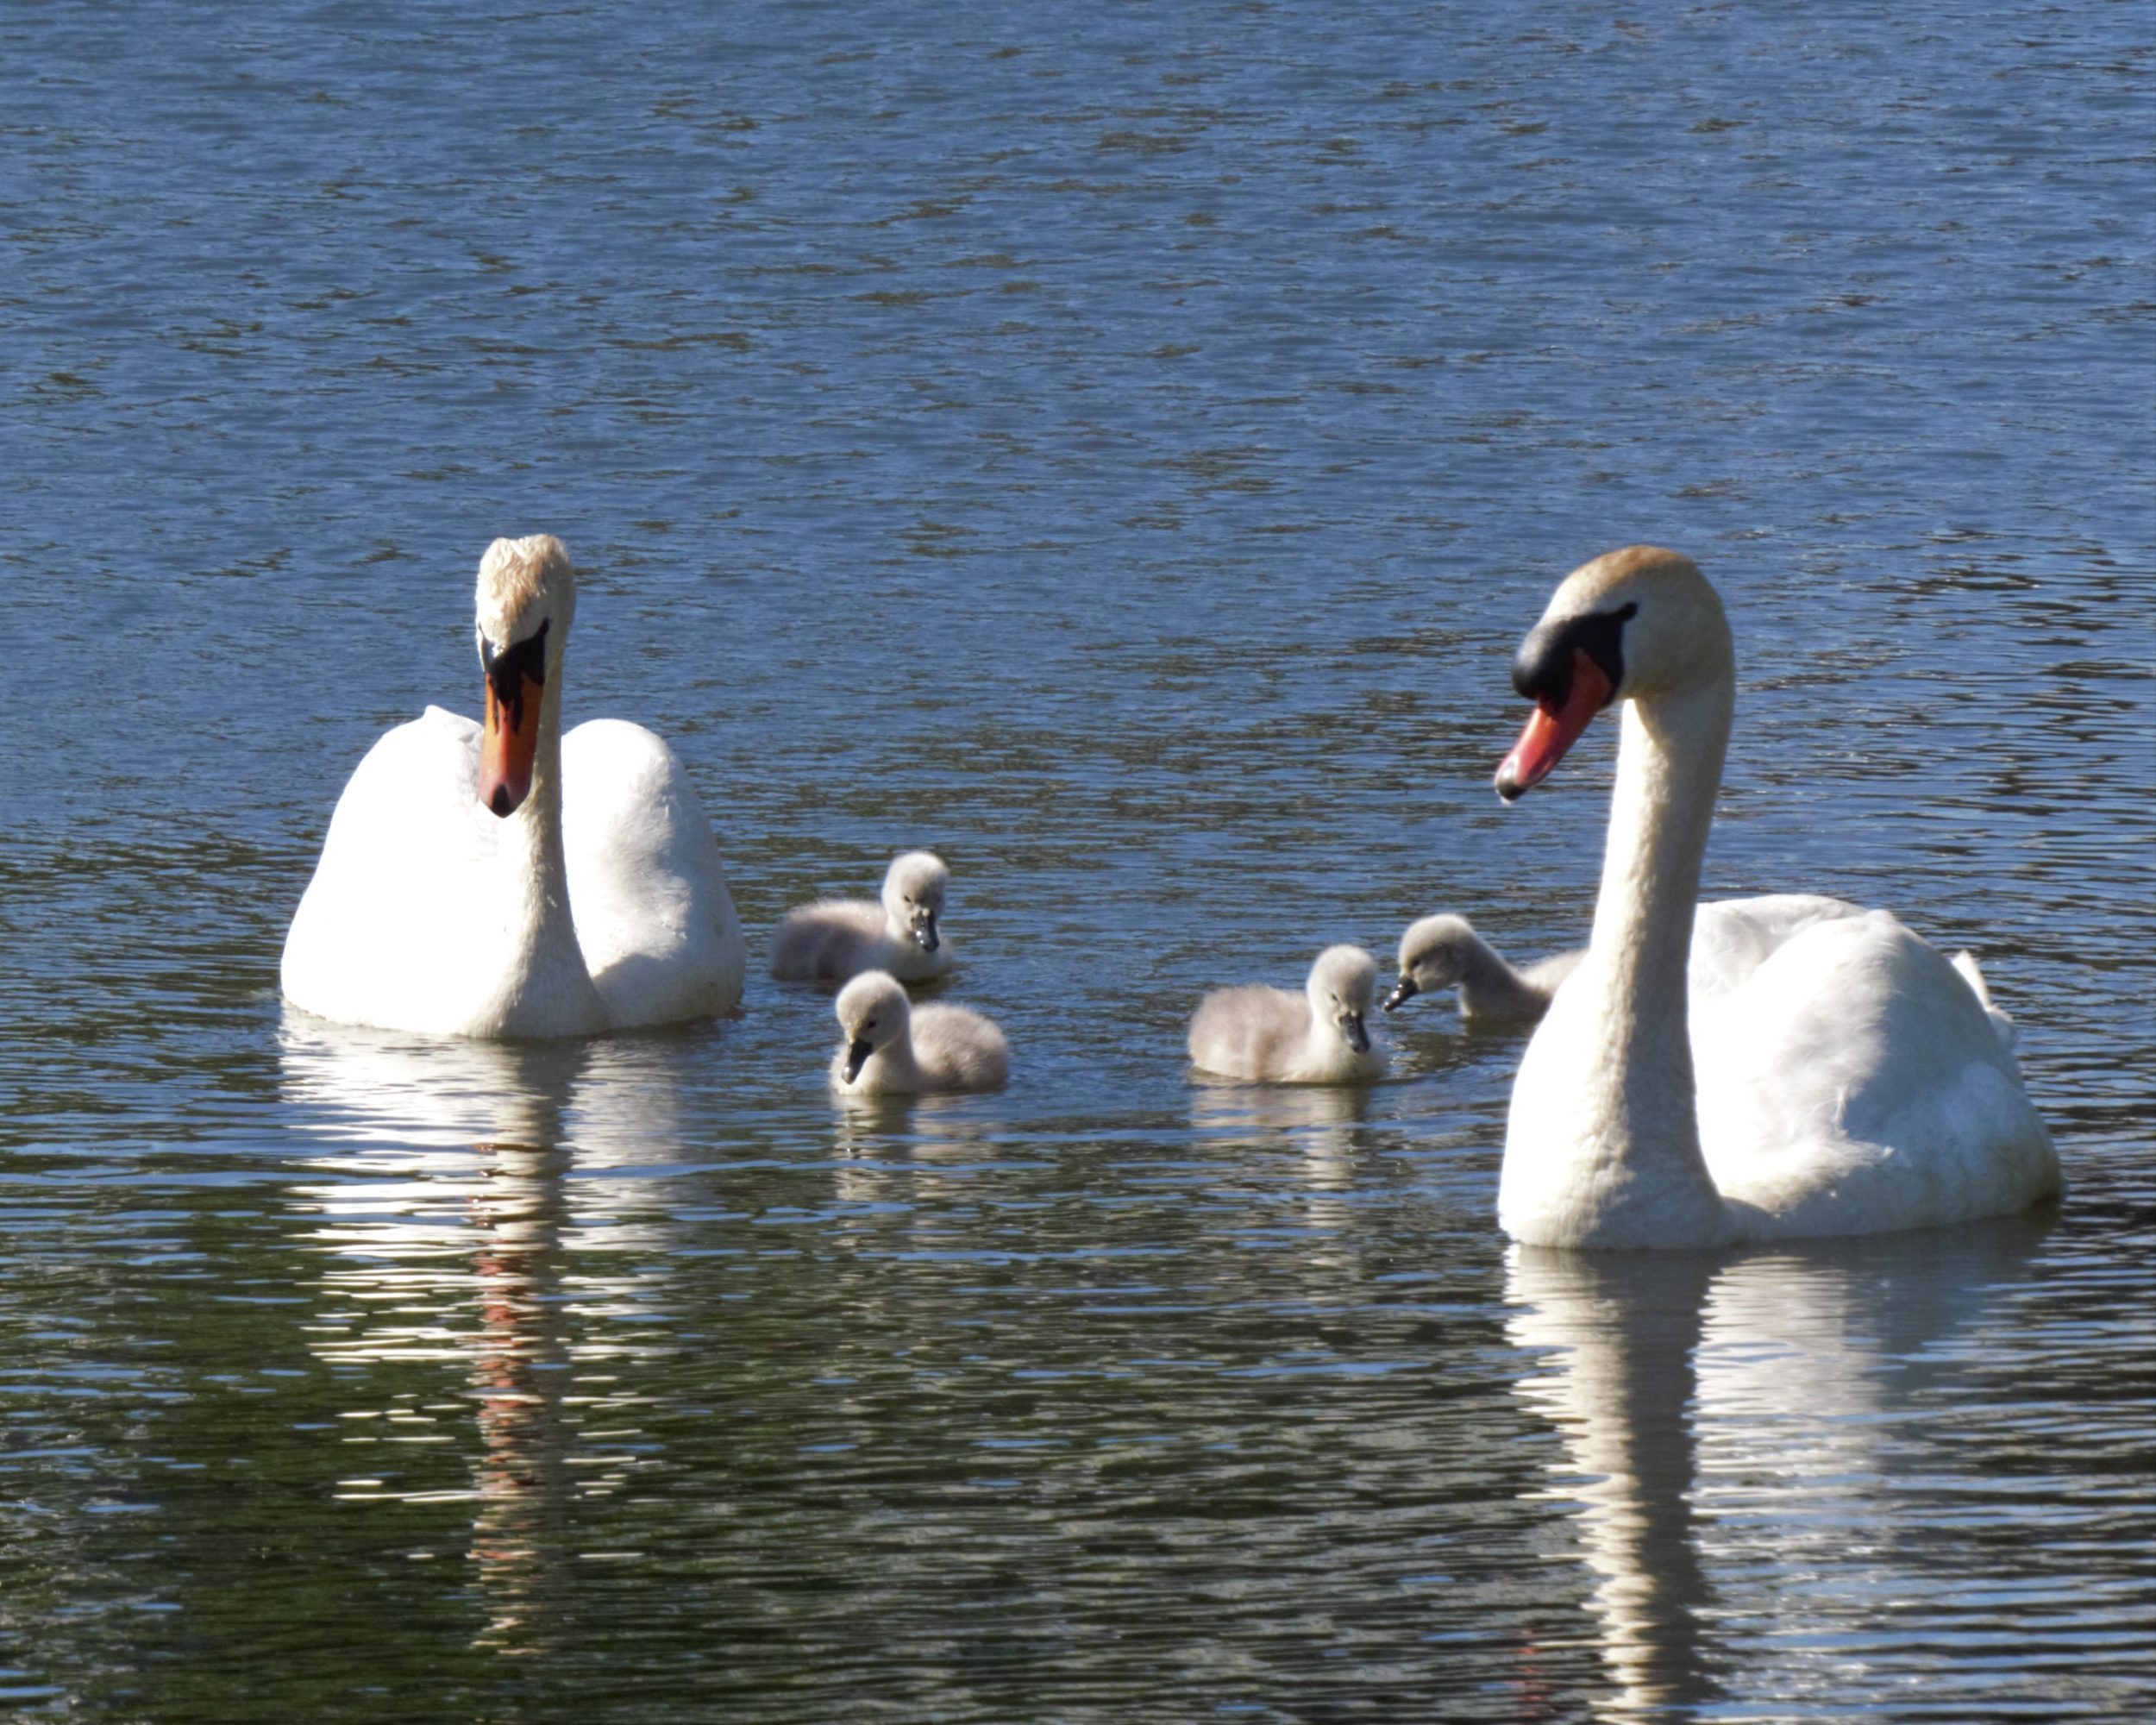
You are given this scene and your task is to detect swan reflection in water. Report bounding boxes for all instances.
[279,1019,694,1653]
[1504,1212,2051,1715]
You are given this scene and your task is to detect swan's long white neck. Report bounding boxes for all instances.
[1569,672,1734,1239]
[485,674,603,1037]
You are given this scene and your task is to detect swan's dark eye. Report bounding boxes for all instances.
[1513,601,1635,707]
[482,619,550,702]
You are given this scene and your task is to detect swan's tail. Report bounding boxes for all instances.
[1951,950,2018,1052]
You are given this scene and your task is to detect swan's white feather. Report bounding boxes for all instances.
[1509,896,2057,1249]
[1949,948,2017,1050]
[562,718,745,1026]
[283,707,508,1037]
[1689,907,2053,1238]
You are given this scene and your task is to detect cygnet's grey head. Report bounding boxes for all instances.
[1385,914,1476,1012]
[881,850,950,951]
[473,534,575,819]
[1305,944,1378,1053]
[835,970,912,1082]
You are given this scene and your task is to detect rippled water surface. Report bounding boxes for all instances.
[3,3,2152,1719]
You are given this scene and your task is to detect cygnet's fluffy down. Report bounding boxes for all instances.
[772,850,952,983]
[830,971,1008,1095]
[1188,944,1386,1084]
[1384,913,1583,1024]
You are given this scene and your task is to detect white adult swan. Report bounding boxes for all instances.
[1492,546,2058,1248]
[281,535,746,1038]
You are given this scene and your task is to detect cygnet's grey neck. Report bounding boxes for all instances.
[868,1034,922,1087]
[1452,931,1555,1020]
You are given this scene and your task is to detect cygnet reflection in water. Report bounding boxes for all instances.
[1188,1080,1379,1193]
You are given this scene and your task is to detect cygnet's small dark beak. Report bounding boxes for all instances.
[843,1038,874,1083]
[1382,977,1417,1013]
[912,910,939,953]
[1343,1012,1370,1054]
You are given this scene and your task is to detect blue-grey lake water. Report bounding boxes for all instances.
[3,2,2153,1719]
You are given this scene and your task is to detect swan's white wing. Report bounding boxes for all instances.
[1532,898,1859,1017]
[1948,949,2018,1051]
[281,707,513,1035]
[1693,909,2059,1237]
[561,718,744,1026]
[1688,894,1864,1005]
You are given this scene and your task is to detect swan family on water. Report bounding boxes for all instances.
[281,536,2060,1247]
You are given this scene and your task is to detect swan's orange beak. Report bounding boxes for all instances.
[1495,649,1614,801]
[479,670,543,818]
